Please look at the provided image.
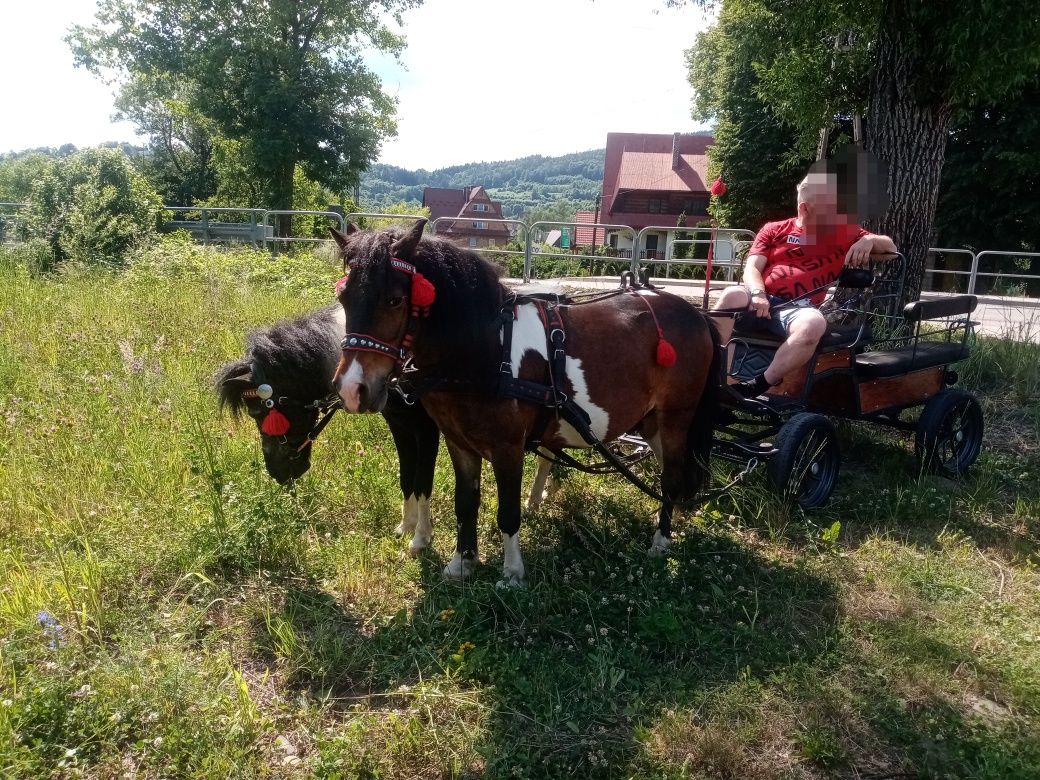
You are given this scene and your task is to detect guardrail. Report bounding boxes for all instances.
[0,202,26,246]
[163,206,270,245]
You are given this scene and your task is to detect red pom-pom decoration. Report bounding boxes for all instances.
[656,338,677,367]
[710,176,727,197]
[335,275,349,296]
[410,272,436,308]
[261,407,291,436]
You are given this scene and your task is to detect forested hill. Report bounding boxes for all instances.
[360,149,605,218]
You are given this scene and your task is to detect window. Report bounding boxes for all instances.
[468,237,478,247]
[648,198,663,214]
[472,203,489,212]
[487,238,496,247]
[473,221,488,229]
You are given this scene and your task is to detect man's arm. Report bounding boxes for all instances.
[846,233,898,267]
[743,254,770,317]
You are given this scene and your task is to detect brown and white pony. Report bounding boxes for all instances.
[331,220,719,586]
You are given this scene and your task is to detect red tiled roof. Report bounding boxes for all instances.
[422,187,466,221]
[615,152,709,193]
[574,210,605,246]
[600,132,713,218]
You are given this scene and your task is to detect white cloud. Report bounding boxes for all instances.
[0,1,140,154]
[0,0,712,166]
[376,0,714,168]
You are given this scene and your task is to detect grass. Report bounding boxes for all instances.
[0,240,1038,778]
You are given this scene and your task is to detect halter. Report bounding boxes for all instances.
[241,385,342,454]
[339,256,436,367]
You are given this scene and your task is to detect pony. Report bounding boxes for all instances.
[215,304,441,554]
[330,220,720,586]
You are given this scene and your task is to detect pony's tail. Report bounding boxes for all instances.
[688,315,722,495]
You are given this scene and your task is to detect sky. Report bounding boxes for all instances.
[0,0,714,170]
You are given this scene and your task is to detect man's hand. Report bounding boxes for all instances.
[749,291,770,318]
[845,235,874,267]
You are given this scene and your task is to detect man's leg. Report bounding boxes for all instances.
[712,286,751,343]
[763,308,828,385]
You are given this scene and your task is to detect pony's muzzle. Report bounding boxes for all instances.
[336,356,389,413]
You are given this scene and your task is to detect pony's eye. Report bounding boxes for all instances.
[389,296,404,308]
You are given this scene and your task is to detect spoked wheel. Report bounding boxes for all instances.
[915,389,984,478]
[766,413,840,509]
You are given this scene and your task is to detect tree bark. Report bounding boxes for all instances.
[268,157,297,238]
[864,3,952,305]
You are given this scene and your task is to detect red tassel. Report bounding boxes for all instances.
[410,272,436,308]
[335,275,348,296]
[262,407,291,436]
[656,337,677,367]
[710,176,727,197]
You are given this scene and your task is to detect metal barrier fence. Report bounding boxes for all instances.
[262,210,345,251]
[163,206,270,245]
[0,202,25,246]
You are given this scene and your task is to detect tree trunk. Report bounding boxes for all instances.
[864,4,953,305]
[268,158,296,238]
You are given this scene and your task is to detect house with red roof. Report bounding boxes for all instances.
[593,131,714,259]
[421,186,512,248]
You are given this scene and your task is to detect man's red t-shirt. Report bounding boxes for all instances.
[750,218,868,305]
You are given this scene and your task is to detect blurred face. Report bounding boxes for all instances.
[797,173,849,230]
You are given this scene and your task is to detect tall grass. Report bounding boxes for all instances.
[0,242,1037,778]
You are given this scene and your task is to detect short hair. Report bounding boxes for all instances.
[796,172,837,206]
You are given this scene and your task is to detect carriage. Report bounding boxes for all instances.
[222,222,984,585]
[703,253,983,508]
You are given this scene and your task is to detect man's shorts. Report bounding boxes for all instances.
[734,291,820,340]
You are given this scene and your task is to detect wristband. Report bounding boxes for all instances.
[749,288,766,297]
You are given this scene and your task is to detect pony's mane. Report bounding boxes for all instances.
[343,227,507,357]
[215,304,342,417]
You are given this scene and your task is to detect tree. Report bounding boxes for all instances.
[686,9,811,231]
[680,0,1040,300]
[69,0,420,234]
[934,77,1040,254]
[20,148,163,268]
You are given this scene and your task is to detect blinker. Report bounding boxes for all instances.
[257,384,274,400]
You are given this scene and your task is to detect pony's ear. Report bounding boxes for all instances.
[221,370,253,390]
[391,219,427,260]
[329,227,350,250]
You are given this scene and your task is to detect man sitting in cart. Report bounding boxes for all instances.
[712,169,897,397]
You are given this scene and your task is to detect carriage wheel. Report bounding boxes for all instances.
[915,389,984,478]
[766,413,840,509]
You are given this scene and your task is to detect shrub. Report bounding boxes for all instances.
[21,148,163,269]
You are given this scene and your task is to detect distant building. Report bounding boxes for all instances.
[597,131,713,260]
[421,186,512,248]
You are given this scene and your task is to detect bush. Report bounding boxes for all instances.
[20,149,163,269]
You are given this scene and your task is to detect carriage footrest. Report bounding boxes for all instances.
[854,342,968,378]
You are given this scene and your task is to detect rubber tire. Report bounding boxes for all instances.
[766,413,840,509]
[915,389,984,478]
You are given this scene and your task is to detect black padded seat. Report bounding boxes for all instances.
[854,341,969,378]
[732,321,871,350]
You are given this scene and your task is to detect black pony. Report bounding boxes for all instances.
[216,304,441,554]
[332,221,719,586]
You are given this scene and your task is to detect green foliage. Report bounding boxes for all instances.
[69,0,419,217]
[361,149,604,218]
[936,77,1040,253]
[0,243,1038,777]
[19,149,163,269]
[0,154,57,204]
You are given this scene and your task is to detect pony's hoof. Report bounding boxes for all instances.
[394,522,407,537]
[648,530,672,558]
[443,553,475,581]
[496,574,526,589]
[407,534,432,558]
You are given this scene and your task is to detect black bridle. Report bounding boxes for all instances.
[242,386,342,456]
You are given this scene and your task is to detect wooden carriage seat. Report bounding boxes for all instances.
[853,295,976,378]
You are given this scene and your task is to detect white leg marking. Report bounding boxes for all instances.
[395,494,418,537]
[498,532,526,588]
[337,359,365,412]
[443,551,475,581]
[408,494,433,556]
[648,528,673,558]
[525,455,553,511]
